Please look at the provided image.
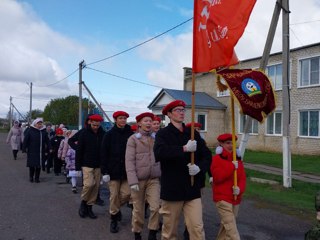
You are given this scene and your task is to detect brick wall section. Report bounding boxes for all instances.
[184,43,320,155]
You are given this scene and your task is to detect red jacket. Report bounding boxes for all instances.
[210,148,246,205]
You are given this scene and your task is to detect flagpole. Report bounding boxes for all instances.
[231,95,238,200]
[190,72,196,186]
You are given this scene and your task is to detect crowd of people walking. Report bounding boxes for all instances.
[7,99,247,240]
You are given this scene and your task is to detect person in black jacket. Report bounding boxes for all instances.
[100,111,133,233]
[22,118,49,183]
[154,100,211,240]
[76,114,105,219]
[69,114,105,206]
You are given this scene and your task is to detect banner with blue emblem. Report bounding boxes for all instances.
[217,69,276,122]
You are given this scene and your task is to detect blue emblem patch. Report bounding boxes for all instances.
[241,78,261,97]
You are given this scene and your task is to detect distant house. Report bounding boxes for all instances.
[148,43,320,155]
[148,88,226,146]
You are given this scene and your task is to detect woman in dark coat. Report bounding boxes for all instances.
[22,118,49,183]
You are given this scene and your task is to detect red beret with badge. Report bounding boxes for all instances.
[89,114,103,122]
[217,133,238,142]
[113,111,129,119]
[55,128,63,136]
[162,100,186,115]
[136,112,154,122]
[153,116,161,123]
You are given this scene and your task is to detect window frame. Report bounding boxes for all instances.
[298,109,320,138]
[298,55,320,88]
[265,111,283,136]
[195,112,207,132]
[238,114,259,135]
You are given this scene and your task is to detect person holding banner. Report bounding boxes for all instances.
[210,133,246,240]
[154,100,211,240]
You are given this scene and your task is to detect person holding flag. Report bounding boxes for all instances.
[154,100,211,240]
[210,133,246,240]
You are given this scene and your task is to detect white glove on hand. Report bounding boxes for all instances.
[232,161,238,169]
[187,163,200,176]
[236,149,242,158]
[102,174,110,183]
[184,140,197,152]
[130,184,139,191]
[233,186,240,195]
[209,177,213,185]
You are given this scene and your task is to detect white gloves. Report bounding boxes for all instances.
[233,186,240,195]
[130,184,140,191]
[184,140,197,152]
[232,161,238,169]
[187,163,200,176]
[209,177,213,185]
[102,174,110,183]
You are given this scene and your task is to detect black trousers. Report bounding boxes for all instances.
[29,167,41,180]
[12,150,18,160]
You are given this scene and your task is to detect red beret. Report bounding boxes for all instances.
[136,112,154,122]
[217,133,238,142]
[162,100,186,115]
[55,128,63,136]
[185,122,202,128]
[153,116,161,123]
[89,114,103,122]
[113,111,129,119]
[131,124,138,131]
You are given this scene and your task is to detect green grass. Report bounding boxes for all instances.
[244,169,317,220]
[244,149,320,176]
[207,149,320,221]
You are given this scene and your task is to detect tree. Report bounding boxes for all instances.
[42,95,95,126]
[25,109,44,121]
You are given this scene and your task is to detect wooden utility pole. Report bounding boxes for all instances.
[9,96,12,129]
[78,60,85,129]
[239,0,282,157]
[29,82,32,124]
[282,0,291,188]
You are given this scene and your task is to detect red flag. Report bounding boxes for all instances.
[193,0,256,73]
[218,69,276,122]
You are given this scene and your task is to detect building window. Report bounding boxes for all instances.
[300,57,320,87]
[217,78,230,97]
[267,64,283,90]
[266,112,282,135]
[196,113,207,131]
[299,110,320,137]
[239,115,258,134]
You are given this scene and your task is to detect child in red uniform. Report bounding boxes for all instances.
[211,133,246,240]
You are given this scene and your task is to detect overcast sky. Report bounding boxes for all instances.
[1,0,320,121]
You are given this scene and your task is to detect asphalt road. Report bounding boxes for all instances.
[0,132,314,240]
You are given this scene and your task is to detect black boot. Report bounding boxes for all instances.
[13,150,18,160]
[134,232,142,240]
[148,229,157,240]
[116,210,122,221]
[35,168,41,183]
[29,167,35,182]
[87,205,97,219]
[78,200,88,218]
[95,192,105,206]
[110,214,119,233]
[145,202,150,219]
[183,226,190,240]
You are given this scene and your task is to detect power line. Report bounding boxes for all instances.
[290,27,303,45]
[85,66,163,89]
[86,18,193,66]
[290,19,320,25]
[34,68,79,88]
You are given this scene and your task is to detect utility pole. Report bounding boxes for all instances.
[78,60,85,129]
[9,96,12,129]
[239,0,282,157]
[28,82,33,124]
[282,0,291,188]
